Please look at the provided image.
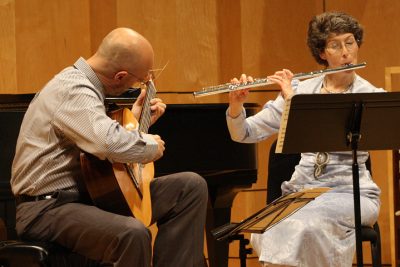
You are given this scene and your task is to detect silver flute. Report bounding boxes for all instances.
[193,62,366,98]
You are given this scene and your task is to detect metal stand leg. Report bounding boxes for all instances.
[348,102,364,266]
[229,234,252,267]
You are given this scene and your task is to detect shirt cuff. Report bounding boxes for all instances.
[141,134,159,162]
[226,107,246,120]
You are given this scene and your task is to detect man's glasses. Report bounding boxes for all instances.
[128,71,155,89]
[128,61,169,89]
[314,152,330,178]
[325,38,358,55]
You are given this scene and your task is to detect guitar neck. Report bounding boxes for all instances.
[138,80,157,134]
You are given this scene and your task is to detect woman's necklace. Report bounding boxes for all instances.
[322,75,355,94]
[314,152,330,178]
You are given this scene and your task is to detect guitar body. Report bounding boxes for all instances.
[113,160,154,226]
[80,108,154,227]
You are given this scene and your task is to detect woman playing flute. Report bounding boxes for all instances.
[226,11,385,267]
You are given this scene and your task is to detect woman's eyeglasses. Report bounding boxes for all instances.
[325,38,358,55]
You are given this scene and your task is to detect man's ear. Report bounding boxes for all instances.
[114,71,128,82]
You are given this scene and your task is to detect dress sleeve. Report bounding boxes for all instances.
[226,94,285,143]
[226,80,300,143]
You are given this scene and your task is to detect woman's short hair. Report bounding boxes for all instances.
[307,12,363,66]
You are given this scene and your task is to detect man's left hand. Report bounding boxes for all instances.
[132,89,166,125]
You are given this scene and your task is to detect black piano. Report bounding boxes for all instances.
[0,93,258,267]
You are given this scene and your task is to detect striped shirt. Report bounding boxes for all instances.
[11,57,158,196]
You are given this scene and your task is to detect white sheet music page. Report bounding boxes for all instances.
[276,97,292,153]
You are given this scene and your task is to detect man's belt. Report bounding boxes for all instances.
[15,193,57,205]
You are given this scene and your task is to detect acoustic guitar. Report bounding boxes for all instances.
[80,81,157,227]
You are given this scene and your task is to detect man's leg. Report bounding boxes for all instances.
[17,197,152,267]
[151,172,208,267]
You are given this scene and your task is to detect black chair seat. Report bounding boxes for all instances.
[361,226,378,242]
[0,240,101,267]
[0,240,48,267]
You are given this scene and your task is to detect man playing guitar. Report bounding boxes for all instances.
[11,27,208,267]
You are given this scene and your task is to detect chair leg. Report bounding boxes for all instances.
[371,240,381,267]
[371,223,382,267]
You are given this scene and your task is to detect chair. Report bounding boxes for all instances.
[0,205,101,267]
[267,139,382,267]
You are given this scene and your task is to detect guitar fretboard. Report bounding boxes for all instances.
[139,80,157,134]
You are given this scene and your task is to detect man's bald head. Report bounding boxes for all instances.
[87,28,154,95]
[91,28,154,78]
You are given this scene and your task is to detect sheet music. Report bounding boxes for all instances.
[276,97,292,153]
[242,187,330,233]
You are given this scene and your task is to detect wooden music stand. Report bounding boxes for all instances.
[276,91,400,266]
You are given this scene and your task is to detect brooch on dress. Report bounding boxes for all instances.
[314,152,330,178]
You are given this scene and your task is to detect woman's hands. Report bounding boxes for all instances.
[228,69,294,118]
[228,74,253,118]
[267,69,294,100]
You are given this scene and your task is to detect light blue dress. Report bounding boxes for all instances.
[226,74,385,266]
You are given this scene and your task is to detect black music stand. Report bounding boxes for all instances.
[276,91,400,266]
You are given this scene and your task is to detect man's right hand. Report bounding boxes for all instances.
[144,134,165,162]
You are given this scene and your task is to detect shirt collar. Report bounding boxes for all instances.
[73,57,106,103]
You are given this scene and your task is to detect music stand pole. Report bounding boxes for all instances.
[347,102,364,266]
